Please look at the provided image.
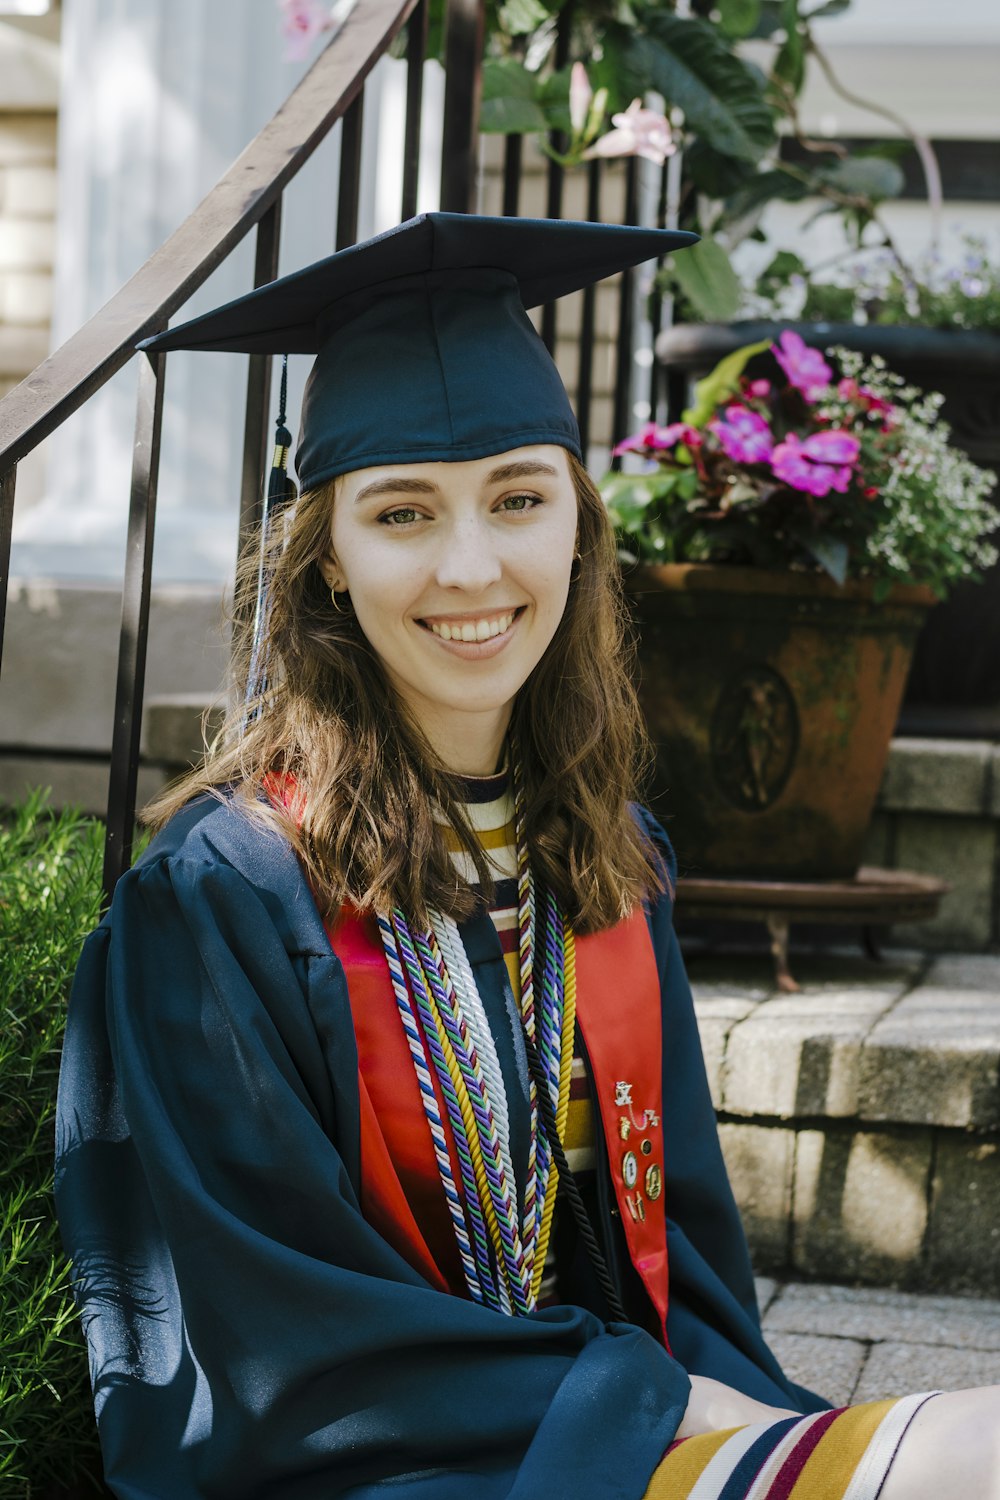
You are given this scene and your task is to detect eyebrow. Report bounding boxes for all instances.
[352,459,561,504]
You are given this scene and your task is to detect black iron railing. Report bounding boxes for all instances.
[0,0,679,903]
[0,0,451,902]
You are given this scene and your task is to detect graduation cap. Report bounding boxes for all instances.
[141,212,697,492]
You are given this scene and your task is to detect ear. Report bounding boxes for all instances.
[318,551,340,591]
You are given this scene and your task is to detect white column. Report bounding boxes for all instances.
[11,0,439,583]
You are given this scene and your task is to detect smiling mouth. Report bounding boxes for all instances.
[418,607,526,643]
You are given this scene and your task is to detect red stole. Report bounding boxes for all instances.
[327,904,670,1344]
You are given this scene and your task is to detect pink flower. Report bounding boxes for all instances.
[771,430,860,497]
[709,405,774,464]
[772,331,833,401]
[569,63,592,136]
[837,377,860,401]
[612,421,701,457]
[584,99,675,167]
[280,0,333,61]
[746,378,771,399]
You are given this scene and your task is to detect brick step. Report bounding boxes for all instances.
[694,952,1000,1297]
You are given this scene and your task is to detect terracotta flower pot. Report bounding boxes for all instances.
[626,564,935,879]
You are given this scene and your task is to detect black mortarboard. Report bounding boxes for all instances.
[141,212,696,491]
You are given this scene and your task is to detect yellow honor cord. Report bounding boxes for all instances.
[424,985,517,1307]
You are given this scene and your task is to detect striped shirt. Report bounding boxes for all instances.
[437,767,595,1300]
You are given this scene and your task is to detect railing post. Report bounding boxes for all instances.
[611,157,640,465]
[103,350,166,905]
[576,161,602,459]
[0,465,15,682]
[238,199,284,553]
[337,91,366,250]
[402,0,428,221]
[440,0,485,213]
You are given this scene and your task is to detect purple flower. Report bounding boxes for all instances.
[709,405,774,464]
[612,421,701,457]
[772,331,833,401]
[771,431,859,497]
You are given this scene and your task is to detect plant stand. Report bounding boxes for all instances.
[675,867,949,993]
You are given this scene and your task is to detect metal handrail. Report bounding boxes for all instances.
[0,0,489,901]
[0,0,418,475]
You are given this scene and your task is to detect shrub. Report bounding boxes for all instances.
[0,793,107,1497]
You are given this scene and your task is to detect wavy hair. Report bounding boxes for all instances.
[143,454,666,932]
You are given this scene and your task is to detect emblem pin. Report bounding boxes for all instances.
[619,1117,632,1140]
[645,1164,663,1201]
[615,1081,633,1107]
[641,1138,652,1156]
[622,1150,638,1189]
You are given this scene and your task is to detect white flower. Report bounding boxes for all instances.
[584,99,675,167]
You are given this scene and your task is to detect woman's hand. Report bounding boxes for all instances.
[676,1374,800,1440]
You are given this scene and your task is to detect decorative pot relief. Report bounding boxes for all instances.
[710,665,799,811]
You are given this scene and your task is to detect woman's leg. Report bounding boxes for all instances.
[881,1387,1000,1500]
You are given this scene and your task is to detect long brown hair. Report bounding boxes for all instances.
[144,453,666,931]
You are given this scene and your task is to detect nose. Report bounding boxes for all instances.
[433,515,504,592]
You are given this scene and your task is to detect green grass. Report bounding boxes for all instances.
[0,792,108,1497]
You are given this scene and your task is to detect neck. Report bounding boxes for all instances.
[415,704,512,777]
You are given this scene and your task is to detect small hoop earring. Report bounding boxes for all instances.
[330,585,349,613]
[570,549,582,583]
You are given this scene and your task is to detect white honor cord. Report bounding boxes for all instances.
[430,909,517,1214]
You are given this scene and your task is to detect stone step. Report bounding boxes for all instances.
[758,1278,1000,1404]
[694,952,1000,1298]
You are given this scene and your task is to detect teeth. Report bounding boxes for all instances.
[426,610,515,643]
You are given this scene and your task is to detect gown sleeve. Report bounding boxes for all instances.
[56,845,693,1500]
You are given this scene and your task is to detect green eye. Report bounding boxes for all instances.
[499,493,539,512]
[380,507,420,525]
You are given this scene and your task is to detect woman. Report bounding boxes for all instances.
[56,214,998,1499]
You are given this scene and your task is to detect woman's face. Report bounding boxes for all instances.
[323,444,578,762]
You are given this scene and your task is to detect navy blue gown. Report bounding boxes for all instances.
[55,795,824,1499]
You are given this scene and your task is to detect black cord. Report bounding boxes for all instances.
[522,1026,627,1323]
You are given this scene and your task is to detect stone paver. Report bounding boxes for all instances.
[764,1282,1000,1352]
[723,990,898,1120]
[692,995,760,1109]
[792,1129,932,1287]
[878,738,993,818]
[858,988,1000,1129]
[762,1280,1000,1407]
[765,1332,867,1406]
[853,1341,1000,1401]
[927,1136,1000,1297]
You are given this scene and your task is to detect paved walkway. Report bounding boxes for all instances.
[757,1277,1000,1405]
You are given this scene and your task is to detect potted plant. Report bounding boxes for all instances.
[602,333,999,879]
[657,242,1000,722]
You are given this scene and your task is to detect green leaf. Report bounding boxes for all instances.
[771,0,806,94]
[715,0,762,38]
[794,530,850,584]
[536,65,572,134]
[480,58,549,133]
[497,0,553,36]
[667,236,743,322]
[619,12,776,163]
[725,165,812,220]
[757,248,807,293]
[683,338,772,426]
[818,154,906,203]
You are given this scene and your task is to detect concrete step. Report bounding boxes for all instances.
[694,952,1000,1297]
[758,1278,1000,1404]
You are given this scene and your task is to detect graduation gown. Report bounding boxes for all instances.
[55,795,824,1500]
